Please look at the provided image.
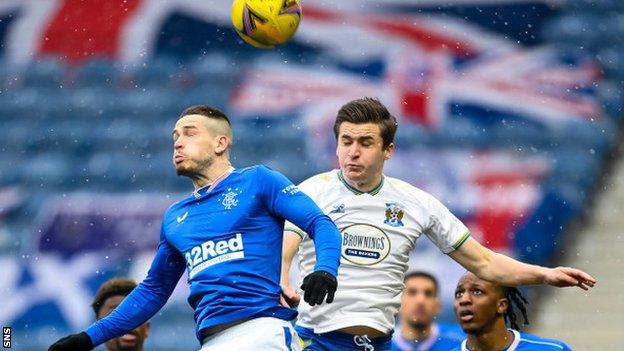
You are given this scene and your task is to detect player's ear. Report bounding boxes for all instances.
[383,142,394,160]
[214,135,230,155]
[497,297,509,315]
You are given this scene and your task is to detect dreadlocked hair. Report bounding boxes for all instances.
[502,287,529,330]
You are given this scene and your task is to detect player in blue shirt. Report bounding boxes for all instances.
[49,105,342,351]
[452,272,572,351]
[392,271,464,351]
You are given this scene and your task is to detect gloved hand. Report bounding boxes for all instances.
[300,270,337,306]
[48,331,93,351]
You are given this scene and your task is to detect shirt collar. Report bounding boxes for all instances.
[337,170,384,196]
[461,329,520,351]
[393,324,440,351]
[192,166,235,198]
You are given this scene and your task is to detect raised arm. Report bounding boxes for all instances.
[449,237,596,290]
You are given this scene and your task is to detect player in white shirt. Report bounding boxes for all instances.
[281,98,596,351]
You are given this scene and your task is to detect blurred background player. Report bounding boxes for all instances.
[391,271,463,351]
[453,271,572,351]
[48,105,341,351]
[281,98,595,351]
[92,278,150,351]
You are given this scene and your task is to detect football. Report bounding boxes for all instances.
[231,0,302,49]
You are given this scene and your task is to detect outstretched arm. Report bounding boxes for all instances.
[86,241,186,344]
[449,237,596,290]
[49,236,186,351]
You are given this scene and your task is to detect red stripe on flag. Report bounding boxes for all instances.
[303,6,477,57]
[368,18,476,57]
[468,210,518,250]
[40,0,141,62]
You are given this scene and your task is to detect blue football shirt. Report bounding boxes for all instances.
[85,165,341,346]
[454,329,572,351]
[391,323,464,351]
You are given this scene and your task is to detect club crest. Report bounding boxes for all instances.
[384,202,404,227]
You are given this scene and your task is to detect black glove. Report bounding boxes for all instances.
[49,332,93,351]
[300,270,337,306]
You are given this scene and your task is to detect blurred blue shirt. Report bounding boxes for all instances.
[392,323,464,351]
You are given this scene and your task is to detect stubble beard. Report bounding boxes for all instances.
[176,155,214,178]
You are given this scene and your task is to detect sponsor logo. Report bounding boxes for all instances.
[341,224,390,265]
[281,184,300,195]
[176,211,188,223]
[329,203,346,214]
[353,335,374,351]
[185,234,244,278]
[384,202,405,227]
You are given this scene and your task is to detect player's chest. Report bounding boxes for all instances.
[318,193,424,264]
[166,189,261,249]
[320,193,421,234]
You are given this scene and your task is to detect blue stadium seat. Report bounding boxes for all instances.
[74,59,120,88]
[549,148,602,190]
[189,52,234,86]
[21,57,68,88]
[19,152,72,186]
[568,0,624,14]
[596,48,624,79]
[541,14,603,47]
[121,56,180,87]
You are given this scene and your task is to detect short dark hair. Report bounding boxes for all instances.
[91,277,137,316]
[179,104,231,126]
[404,271,439,296]
[333,97,398,149]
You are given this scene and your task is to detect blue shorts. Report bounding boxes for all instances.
[296,325,392,351]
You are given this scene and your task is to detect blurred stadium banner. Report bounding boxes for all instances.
[1,194,190,336]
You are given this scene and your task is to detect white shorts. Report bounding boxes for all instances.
[198,317,301,351]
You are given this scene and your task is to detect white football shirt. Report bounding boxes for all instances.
[285,170,470,334]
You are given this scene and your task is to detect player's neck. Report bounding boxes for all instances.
[401,322,434,342]
[191,159,233,190]
[343,173,383,193]
[466,321,514,351]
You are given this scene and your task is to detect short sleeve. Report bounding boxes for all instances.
[284,220,308,240]
[423,193,471,254]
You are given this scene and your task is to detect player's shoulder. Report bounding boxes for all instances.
[162,196,188,223]
[437,323,465,342]
[518,331,571,350]
[385,175,439,207]
[386,175,428,196]
[299,170,337,187]
[234,164,288,182]
[235,164,268,175]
